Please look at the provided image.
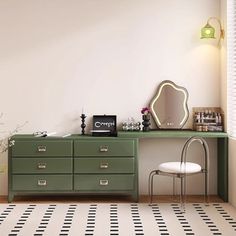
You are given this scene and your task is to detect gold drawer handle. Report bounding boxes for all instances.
[100,146,108,152]
[37,179,47,186]
[100,163,109,169]
[37,163,47,169]
[99,179,109,186]
[37,146,46,152]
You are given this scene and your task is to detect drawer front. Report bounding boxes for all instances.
[74,158,134,174]
[74,140,135,157]
[12,175,73,191]
[12,158,73,174]
[74,174,134,191]
[12,140,73,157]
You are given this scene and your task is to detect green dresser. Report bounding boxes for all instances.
[73,139,138,200]
[8,135,138,202]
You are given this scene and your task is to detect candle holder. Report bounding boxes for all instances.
[80,113,86,135]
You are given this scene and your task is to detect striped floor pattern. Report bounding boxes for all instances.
[0,203,236,236]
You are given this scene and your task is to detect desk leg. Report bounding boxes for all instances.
[134,139,139,202]
[217,137,228,202]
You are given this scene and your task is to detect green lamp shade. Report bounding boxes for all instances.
[201,23,215,39]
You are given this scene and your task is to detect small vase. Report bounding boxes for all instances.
[142,114,151,132]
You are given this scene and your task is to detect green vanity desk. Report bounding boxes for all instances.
[8,131,228,202]
[118,130,228,202]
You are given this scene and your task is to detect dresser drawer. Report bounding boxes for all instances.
[74,140,135,157]
[12,140,73,157]
[12,158,73,174]
[74,174,134,191]
[74,158,134,174]
[12,175,73,191]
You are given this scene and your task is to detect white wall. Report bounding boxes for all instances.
[0,0,221,195]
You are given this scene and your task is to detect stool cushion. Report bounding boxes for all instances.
[158,162,202,174]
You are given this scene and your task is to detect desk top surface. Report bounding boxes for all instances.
[117,130,228,138]
[12,131,228,140]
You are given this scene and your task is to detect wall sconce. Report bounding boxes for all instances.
[201,17,224,45]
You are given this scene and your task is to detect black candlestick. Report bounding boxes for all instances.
[80,113,86,135]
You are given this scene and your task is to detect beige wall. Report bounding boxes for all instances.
[0,0,221,195]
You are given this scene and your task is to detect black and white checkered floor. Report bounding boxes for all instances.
[1,203,236,236]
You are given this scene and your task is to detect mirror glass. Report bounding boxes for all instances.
[150,80,189,129]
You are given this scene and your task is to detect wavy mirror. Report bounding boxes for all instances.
[150,80,189,129]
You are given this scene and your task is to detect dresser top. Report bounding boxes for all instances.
[11,130,228,140]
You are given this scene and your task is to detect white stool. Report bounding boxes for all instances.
[148,136,210,211]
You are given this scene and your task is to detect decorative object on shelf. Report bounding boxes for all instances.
[150,80,189,129]
[33,131,48,137]
[141,107,151,132]
[200,17,224,46]
[91,115,117,137]
[122,117,141,131]
[80,113,86,135]
[33,131,59,137]
[193,107,223,132]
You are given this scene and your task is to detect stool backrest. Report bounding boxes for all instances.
[180,136,210,173]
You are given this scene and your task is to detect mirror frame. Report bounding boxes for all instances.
[150,80,189,129]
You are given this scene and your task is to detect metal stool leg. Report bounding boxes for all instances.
[172,176,177,201]
[148,170,158,205]
[180,176,186,213]
[173,177,176,195]
[204,170,209,205]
